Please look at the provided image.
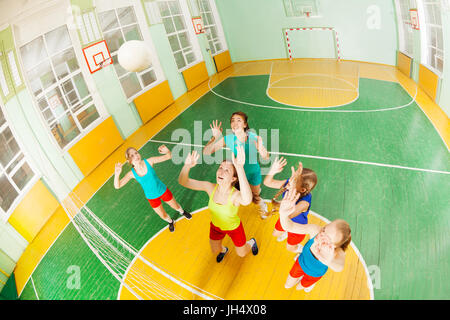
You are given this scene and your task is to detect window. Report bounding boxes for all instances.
[420,0,444,73]
[20,25,102,150]
[157,0,197,70]
[197,0,224,55]
[0,106,36,217]
[395,0,417,57]
[98,6,158,99]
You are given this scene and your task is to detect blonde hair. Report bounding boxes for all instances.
[334,219,352,251]
[125,147,138,167]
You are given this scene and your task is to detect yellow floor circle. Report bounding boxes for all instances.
[118,203,373,300]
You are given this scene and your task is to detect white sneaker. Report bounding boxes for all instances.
[304,283,316,293]
[277,232,288,242]
[259,202,269,219]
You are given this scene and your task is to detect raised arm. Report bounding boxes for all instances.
[231,145,253,206]
[279,188,320,236]
[148,145,172,165]
[178,150,215,194]
[264,156,288,189]
[114,163,134,189]
[203,120,225,155]
[255,135,270,161]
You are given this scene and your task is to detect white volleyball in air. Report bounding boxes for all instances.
[117,40,152,72]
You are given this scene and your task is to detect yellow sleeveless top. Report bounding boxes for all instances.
[208,185,240,231]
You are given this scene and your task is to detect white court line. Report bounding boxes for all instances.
[269,86,357,92]
[119,207,224,301]
[132,205,374,300]
[209,73,418,113]
[148,139,450,175]
[266,63,360,109]
[30,276,40,300]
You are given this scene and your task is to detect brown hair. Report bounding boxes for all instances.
[230,111,250,132]
[221,160,240,191]
[270,168,318,212]
[334,219,352,251]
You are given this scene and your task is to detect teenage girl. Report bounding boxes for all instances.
[264,158,317,253]
[178,146,258,262]
[203,111,270,218]
[279,185,351,293]
[114,145,191,232]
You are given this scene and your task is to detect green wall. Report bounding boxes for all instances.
[215,0,398,65]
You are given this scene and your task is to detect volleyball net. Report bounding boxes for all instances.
[62,193,222,300]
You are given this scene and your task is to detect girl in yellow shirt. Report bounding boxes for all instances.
[178,146,258,262]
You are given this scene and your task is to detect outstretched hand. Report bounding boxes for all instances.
[114,163,123,176]
[279,187,301,217]
[158,144,170,154]
[231,145,246,168]
[268,156,287,176]
[210,120,223,138]
[287,161,303,190]
[184,150,200,168]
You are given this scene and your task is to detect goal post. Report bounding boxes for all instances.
[284,27,341,61]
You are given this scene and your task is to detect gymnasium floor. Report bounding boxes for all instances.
[15,59,450,300]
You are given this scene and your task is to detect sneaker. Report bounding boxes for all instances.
[304,283,316,293]
[168,220,175,232]
[182,210,192,220]
[258,202,269,219]
[249,238,258,256]
[216,247,228,263]
[277,232,288,242]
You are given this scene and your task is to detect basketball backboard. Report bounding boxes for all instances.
[82,40,112,74]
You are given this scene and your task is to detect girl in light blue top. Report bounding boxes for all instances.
[279,180,351,293]
[203,111,270,218]
[114,145,191,232]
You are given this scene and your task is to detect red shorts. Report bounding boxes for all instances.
[209,222,247,247]
[274,218,306,246]
[147,188,173,208]
[289,259,323,287]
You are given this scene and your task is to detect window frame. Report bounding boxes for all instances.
[18,24,106,153]
[0,102,40,222]
[98,5,163,103]
[196,0,226,56]
[395,0,417,58]
[157,0,201,72]
[417,0,444,75]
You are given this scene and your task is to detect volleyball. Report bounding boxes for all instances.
[117,40,152,72]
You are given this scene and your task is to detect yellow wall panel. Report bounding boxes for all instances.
[182,61,209,91]
[68,116,124,177]
[8,180,59,243]
[14,206,70,295]
[213,50,232,72]
[418,64,439,101]
[133,80,174,124]
[397,51,411,77]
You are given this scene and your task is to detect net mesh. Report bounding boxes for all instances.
[62,193,221,300]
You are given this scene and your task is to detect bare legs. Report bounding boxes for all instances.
[209,239,256,258]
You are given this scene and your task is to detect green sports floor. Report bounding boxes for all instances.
[18,74,450,300]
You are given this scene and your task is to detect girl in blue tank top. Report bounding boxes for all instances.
[279,187,352,292]
[114,145,191,232]
[264,158,317,254]
[203,112,270,218]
